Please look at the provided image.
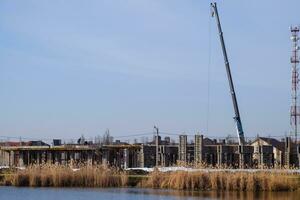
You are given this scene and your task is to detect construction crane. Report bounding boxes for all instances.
[210,2,245,146]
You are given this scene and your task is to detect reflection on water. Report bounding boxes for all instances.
[137,189,300,200]
[128,189,300,200]
[0,187,299,200]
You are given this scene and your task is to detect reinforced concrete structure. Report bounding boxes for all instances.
[1,135,299,169]
[194,134,203,163]
[178,135,187,162]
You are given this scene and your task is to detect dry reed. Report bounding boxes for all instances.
[141,170,299,191]
[12,164,128,187]
[9,165,300,191]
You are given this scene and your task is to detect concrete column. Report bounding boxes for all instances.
[133,149,138,168]
[179,135,187,163]
[41,151,46,164]
[285,137,291,168]
[217,145,223,166]
[161,146,165,167]
[27,151,30,165]
[87,151,93,166]
[199,135,203,163]
[9,151,15,167]
[61,151,66,165]
[47,152,52,164]
[139,145,144,168]
[124,148,129,169]
[239,145,244,169]
[70,152,75,167]
[102,150,108,165]
[259,146,264,168]
[18,151,24,167]
[54,152,60,164]
[36,152,40,165]
[257,145,261,167]
[210,154,214,165]
[247,152,253,168]
[155,135,161,167]
[194,135,203,164]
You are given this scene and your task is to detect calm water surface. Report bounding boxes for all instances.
[0,187,299,200]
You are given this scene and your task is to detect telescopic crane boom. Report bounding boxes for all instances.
[210,2,245,146]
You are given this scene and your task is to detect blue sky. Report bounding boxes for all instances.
[0,0,299,141]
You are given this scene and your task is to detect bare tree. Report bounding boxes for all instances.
[102,129,113,145]
[94,135,102,144]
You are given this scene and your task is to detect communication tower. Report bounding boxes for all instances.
[290,26,300,143]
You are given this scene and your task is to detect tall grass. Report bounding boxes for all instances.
[140,169,299,191]
[8,165,299,191]
[12,164,128,187]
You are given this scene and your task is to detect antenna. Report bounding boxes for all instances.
[290,26,300,143]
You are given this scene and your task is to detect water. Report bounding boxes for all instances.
[0,187,299,200]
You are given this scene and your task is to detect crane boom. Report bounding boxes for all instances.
[210,2,245,146]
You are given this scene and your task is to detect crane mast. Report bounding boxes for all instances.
[210,2,245,146]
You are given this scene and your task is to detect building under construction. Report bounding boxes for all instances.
[1,134,299,169]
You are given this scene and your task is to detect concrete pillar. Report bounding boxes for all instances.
[256,145,261,167]
[124,148,129,169]
[155,135,161,167]
[285,137,291,168]
[239,145,244,169]
[70,152,75,167]
[194,134,203,163]
[161,146,165,167]
[133,149,138,168]
[179,135,187,163]
[9,151,15,167]
[217,145,223,166]
[47,152,52,164]
[54,152,60,164]
[259,146,264,168]
[87,151,93,166]
[210,153,214,165]
[139,145,144,168]
[27,151,30,165]
[61,151,66,165]
[18,151,24,167]
[36,152,40,165]
[102,150,108,165]
[41,151,46,164]
[199,135,203,163]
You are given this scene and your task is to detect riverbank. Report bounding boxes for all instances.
[0,165,299,192]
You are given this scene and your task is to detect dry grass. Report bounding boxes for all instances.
[140,170,299,191]
[8,165,300,191]
[12,164,128,187]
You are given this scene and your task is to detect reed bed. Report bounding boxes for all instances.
[12,164,128,187]
[7,165,300,191]
[140,169,299,191]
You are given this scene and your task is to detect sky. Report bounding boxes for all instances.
[0,0,299,142]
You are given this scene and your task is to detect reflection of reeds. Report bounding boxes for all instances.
[12,164,128,187]
[141,169,299,191]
